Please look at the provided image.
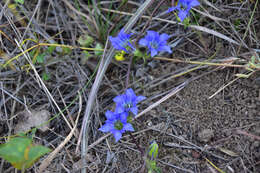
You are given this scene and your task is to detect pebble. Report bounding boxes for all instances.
[198,129,214,143]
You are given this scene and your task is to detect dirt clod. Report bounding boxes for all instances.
[14,109,50,134]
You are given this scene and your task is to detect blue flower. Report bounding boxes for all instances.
[109,29,135,52]
[99,110,134,142]
[139,31,172,57]
[113,88,146,115]
[168,0,200,22]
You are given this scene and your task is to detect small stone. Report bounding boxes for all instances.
[198,129,214,143]
[135,68,145,78]
[254,126,260,135]
[252,141,260,149]
[148,61,157,69]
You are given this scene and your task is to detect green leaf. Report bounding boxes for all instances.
[0,137,51,170]
[94,43,103,56]
[62,47,72,54]
[148,140,158,159]
[146,159,161,173]
[36,53,45,64]
[183,17,191,29]
[78,35,94,47]
[15,0,24,4]
[24,145,51,169]
[47,46,56,54]
[133,49,143,58]
[42,72,50,81]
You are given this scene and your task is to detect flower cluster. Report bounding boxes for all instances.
[168,0,200,22]
[99,88,146,142]
[139,31,172,57]
[109,29,171,58]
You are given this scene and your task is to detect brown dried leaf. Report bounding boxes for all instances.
[218,147,239,157]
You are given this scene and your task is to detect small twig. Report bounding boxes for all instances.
[129,132,144,156]
[140,0,167,34]
[158,160,194,173]
[125,55,133,89]
[154,57,245,68]
[236,129,260,141]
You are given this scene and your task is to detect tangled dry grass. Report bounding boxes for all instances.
[0,0,260,172]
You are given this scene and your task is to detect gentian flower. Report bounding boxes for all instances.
[113,88,146,115]
[168,0,200,22]
[109,29,135,53]
[99,110,134,142]
[139,31,172,57]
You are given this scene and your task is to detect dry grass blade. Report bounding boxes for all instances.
[38,92,82,173]
[189,25,240,46]
[135,81,187,119]
[208,77,241,99]
[202,0,222,12]
[205,158,226,173]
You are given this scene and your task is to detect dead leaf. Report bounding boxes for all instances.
[218,147,239,157]
[14,109,50,134]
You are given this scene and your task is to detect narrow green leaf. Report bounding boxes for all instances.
[148,140,158,159]
[62,47,72,54]
[47,46,56,54]
[94,43,103,56]
[42,72,50,81]
[15,0,24,4]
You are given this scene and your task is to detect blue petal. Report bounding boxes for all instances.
[99,123,113,132]
[147,31,159,40]
[178,10,189,21]
[105,110,115,120]
[119,28,125,35]
[158,45,172,53]
[130,106,138,115]
[113,95,124,103]
[168,7,177,13]
[159,34,170,42]
[115,105,125,114]
[123,123,134,132]
[139,38,148,46]
[109,29,135,52]
[151,48,158,57]
[112,130,122,142]
[126,88,136,100]
[119,112,128,123]
[190,0,200,7]
[136,96,146,103]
